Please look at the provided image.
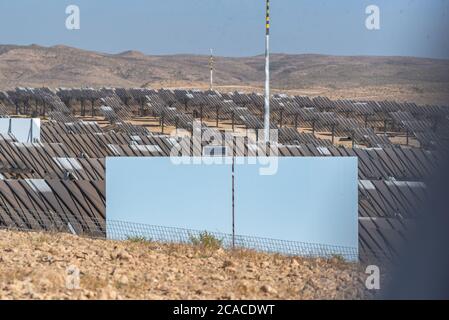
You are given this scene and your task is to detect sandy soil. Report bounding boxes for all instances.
[0,229,369,300]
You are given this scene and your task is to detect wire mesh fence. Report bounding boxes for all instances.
[0,206,105,237]
[106,220,359,261]
[0,206,390,264]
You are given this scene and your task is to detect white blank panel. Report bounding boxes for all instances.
[106,157,358,253]
[235,157,358,248]
[107,157,231,233]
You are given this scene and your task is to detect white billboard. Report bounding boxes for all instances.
[106,157,358,259]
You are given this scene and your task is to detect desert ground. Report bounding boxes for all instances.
[0,229,370,300]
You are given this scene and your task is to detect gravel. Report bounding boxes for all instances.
[0,229,369,300]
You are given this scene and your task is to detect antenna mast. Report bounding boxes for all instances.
[209,48,214,91]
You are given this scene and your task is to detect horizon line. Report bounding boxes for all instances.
[1,43,448,61]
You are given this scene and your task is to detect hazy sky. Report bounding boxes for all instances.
[106,157,358,250]
[0,0,448,58]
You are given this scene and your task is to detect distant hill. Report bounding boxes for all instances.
[1,44,448,105]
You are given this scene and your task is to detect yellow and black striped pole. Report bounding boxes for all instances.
[264,0,271,143]
[266,0,270,36]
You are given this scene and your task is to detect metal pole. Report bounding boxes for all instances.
[232,150,235,249]
[263,0,270,143]
[279,109,283,128]
[209,49,214,91]
[332,126,335,144]
[161,113,165,134]
[28,118,33,143]
[216,106,220,127]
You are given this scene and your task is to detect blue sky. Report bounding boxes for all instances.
[106,157,358,249]
[0,0,448,58]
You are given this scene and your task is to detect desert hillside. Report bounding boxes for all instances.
[0,229,368,300]
[0,44,448,105]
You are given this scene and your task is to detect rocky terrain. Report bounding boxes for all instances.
[0,229,369,300]
[1,44,448,105]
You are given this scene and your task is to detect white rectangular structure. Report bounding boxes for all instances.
[106,157,358,258]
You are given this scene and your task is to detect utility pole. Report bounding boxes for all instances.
[263,0,271,144]
[231,150,235,249]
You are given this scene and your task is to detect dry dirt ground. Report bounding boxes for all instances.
[0,229,369,300]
